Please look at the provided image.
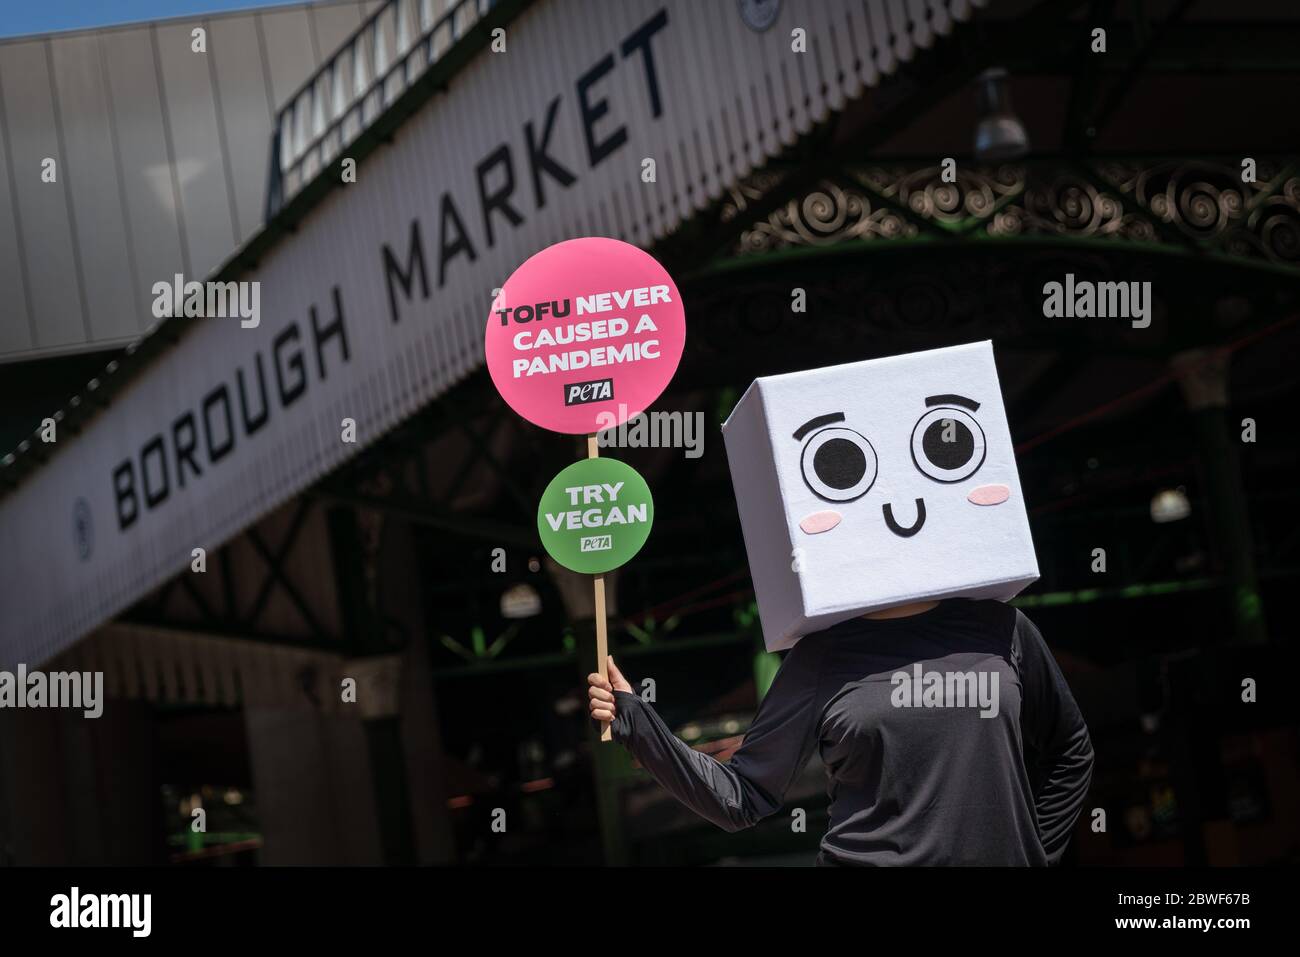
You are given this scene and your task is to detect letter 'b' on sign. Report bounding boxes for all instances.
[537,458,654,574]
[485,237,686,434]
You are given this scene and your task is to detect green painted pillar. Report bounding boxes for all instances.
[1172,350,1267,645]
[753,633,780,701]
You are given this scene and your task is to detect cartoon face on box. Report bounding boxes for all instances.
[722,341,1039,651]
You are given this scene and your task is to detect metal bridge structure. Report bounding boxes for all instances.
[1,0,1297,866]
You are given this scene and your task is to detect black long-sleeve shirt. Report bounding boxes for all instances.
[610,599,1094,865]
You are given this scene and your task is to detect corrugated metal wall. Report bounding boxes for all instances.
[0,0,381,362]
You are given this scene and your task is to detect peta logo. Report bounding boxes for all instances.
[565,378,614,406]
[580,535,613,552]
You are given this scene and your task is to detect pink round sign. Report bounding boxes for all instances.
[485,237,686,434]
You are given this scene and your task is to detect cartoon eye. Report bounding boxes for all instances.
[911,408,986,482]
[800,427,878,502]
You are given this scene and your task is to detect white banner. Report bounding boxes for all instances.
[0,0,983,666]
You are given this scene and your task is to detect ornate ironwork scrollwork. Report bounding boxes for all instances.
[1098,160,1300,266]
[863,164,1022,223]
[990,171,1155,241]
[734,178,918,252]
[724,158,1300,269]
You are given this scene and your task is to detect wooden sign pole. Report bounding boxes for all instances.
[586,433,612,741]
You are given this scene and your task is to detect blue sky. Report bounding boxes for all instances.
[0,0,315,39]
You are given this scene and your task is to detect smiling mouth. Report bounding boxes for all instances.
[882,498,926,537]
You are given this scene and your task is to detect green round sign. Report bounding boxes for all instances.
[537,458,654,574]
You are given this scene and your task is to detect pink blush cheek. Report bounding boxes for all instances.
[968,484,1010,506]
[799,511,842,534]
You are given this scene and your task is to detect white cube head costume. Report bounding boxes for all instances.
[722,341,1039,651]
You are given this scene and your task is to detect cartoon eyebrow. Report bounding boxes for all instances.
[925,394,980,412]
[793,412,845,441]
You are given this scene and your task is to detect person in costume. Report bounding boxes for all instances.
[588,344,1093,865]
[589,599,1092,866]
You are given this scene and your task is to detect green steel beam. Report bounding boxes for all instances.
[1011,577,1218,607]
[681,233,1300,285]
